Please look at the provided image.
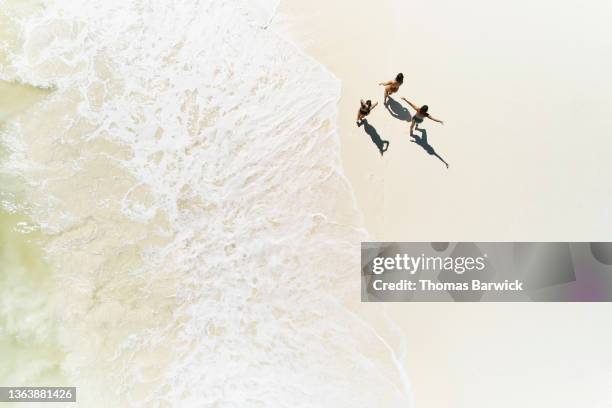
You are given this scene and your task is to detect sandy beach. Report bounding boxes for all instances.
[276,0,612,241]
[276,0,612,407]
[1,0,611,406]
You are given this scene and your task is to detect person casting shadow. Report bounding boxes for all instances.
[385,97,412,121]
[361,119,389,156]
[379,73,404,104]
[356,99,379,126]
[401,97,444,133]
[410,128,449,168]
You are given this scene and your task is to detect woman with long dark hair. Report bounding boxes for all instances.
[379,73,404,104]
[356,99,378,125]
[401,97,444,132]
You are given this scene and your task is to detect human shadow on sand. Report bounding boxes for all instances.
[411,128,449,168]
[359,119,389,156]
[385,97,412,122]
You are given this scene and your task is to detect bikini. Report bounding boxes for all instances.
[413,113,429,123]
[360,104,371,115]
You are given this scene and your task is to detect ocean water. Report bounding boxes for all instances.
[0,0,411,407]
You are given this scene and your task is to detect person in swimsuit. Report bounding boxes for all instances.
[401,97,444,132]
[356,99,378,126]
[379,73,404,104]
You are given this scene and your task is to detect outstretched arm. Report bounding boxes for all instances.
[370,101,379,110]
[428,115,444,124]
[401,97,420,111]
[379,81,392,86]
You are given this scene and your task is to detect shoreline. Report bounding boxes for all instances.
[273,1,395,239]
[264,15,373,240]
[275,0,612,407]
[1,1,415,405]
[275,0,612,242]
[1,0,612,407]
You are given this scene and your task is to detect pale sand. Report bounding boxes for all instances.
[276,0,612,241]
[276,1,612,407]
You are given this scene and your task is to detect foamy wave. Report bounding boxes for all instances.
[0,0,411,406]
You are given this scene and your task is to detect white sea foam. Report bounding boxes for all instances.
[0,0,412,406]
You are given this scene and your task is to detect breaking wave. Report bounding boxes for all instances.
[0,0,412,406]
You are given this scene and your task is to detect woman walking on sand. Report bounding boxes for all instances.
[356,99,378,125]
[379,73,403,104]
[401,97,444,132]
